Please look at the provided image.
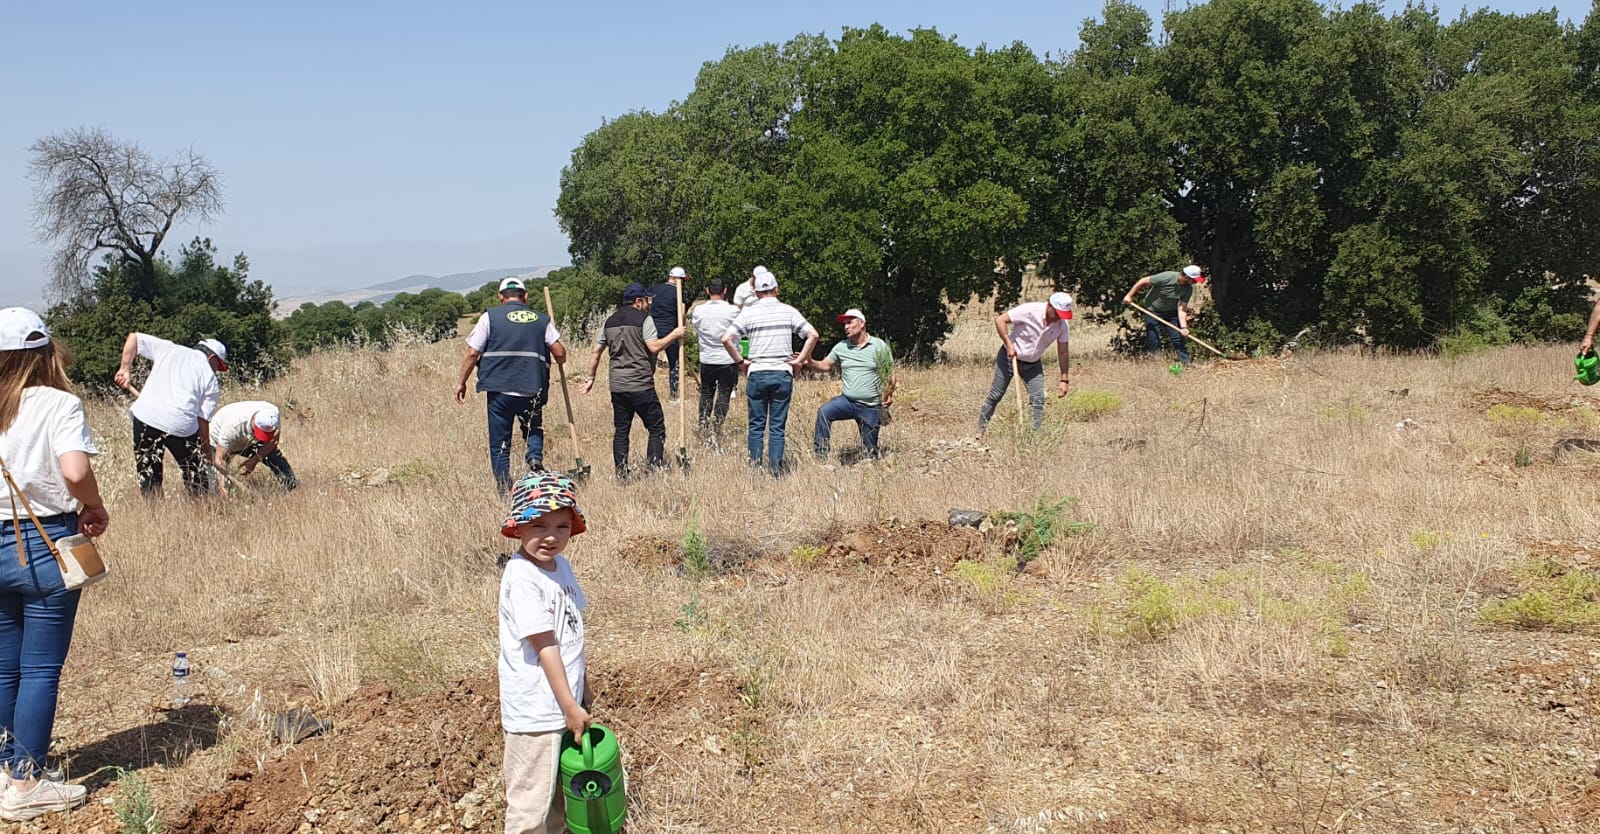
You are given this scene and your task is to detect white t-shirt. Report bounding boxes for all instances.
[691,299,741,365]
[210,401,278,454]
[128,334,221,437]
[499,554,587,733]
[733,280,756,309]
[0,387,99,517]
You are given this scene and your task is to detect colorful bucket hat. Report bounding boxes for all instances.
[502,470,588,538]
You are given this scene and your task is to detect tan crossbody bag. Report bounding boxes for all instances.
[0,453,107,590]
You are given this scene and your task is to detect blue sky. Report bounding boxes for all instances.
[0,0,1591,304]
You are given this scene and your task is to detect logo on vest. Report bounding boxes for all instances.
[506,310,540,324]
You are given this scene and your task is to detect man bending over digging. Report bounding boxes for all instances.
[976,292,1073,439]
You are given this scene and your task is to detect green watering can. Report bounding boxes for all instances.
[1577,349,1600,386]
[559,724,627,834]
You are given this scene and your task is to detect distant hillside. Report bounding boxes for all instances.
[276,266,563,315]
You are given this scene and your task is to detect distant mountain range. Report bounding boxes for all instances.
[275,266,564,315]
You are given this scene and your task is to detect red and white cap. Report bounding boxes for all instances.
[197,338,229,371]
[669,266,687,279]
[1048,292,1074,320]
[1183,264,1205,282]
[251,406,281,442]
[836,308,866,324]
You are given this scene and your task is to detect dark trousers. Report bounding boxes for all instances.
[610,389,666,476]
[655,336,681,398]
[132,416,209,497]
[698,363,738,432]
[814,396,883,460]
[486,392,544,494]
[1143,311,1191,364]
[227,442,299,491]
[745,371,793,476]
[977,348,1046,432]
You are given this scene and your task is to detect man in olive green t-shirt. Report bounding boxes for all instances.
[805,308,895,462]
[1123,264,1204,365]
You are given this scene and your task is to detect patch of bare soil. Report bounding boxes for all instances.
[1471,387,1594,413]
[156,658,757,834]
[802,520,988,590]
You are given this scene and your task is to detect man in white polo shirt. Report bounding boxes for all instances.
[210,400,297,493]
[114,332,226,497]
[976,292,1073,438]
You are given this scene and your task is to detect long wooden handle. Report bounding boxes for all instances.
[1126,301,1228,359]
[543,287,583,450]
[1011,354,1027,429]
[676,282,687,448]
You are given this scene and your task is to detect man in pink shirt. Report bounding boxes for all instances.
[977,292,1073,438]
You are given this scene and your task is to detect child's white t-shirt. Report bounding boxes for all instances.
[498,553,587,733]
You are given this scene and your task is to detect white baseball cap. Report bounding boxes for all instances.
[836,308,866,324]
[1182,264,1204,281]
[251,406,281,442]
[753,271,778,292]
[197,338,229,371]
[0,307,50,351]
[1048,292,1074,320]
[499,277,526,292]
[751,265,770,278]
[669,266,687,279]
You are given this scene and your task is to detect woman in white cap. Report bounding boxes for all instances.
[1122,264,1205,365]
[114,331,226,497]
[209,401,296,493]
[733,265,769,310]
[0,307,108,821]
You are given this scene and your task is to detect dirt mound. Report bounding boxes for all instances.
[802,520,987,589]
[167,660,756,834]
[170,677,502,834]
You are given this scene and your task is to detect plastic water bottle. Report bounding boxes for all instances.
[171,652,192,707]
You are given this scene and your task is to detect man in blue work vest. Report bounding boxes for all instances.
[456,277,567,494]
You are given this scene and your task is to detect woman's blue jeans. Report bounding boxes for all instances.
[0,513,80,779]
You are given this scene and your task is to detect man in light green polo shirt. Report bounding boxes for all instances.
[806,308,895,462]
[1123,264,1204,365]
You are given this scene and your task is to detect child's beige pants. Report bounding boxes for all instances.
[503,729,566,834]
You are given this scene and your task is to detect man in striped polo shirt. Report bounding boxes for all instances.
[721,269,818,476]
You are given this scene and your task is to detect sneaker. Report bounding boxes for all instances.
[0,778,88,821]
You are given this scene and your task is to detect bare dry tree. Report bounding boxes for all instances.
[28,127,223,301]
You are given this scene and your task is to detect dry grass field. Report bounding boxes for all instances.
[25,299,1600,833]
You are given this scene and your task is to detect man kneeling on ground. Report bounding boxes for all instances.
[210,401,297,494]
[807,308,895,463]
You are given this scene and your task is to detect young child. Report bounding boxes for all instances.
[498,471,592,834]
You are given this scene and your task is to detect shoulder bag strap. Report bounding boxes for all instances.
[0,452,63,570]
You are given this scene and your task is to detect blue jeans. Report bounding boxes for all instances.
[487,392,544,494]
[814,396,882,460]
[0,513,80,780]
[745,371,793,475]
[1143,311,1191,365]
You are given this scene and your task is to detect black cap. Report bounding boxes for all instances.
[623,283,652,302]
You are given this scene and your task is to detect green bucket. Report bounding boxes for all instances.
[559,725,626,834]
[1577,350,1599,386]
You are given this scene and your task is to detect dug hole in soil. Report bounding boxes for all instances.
[166,659,753,834]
